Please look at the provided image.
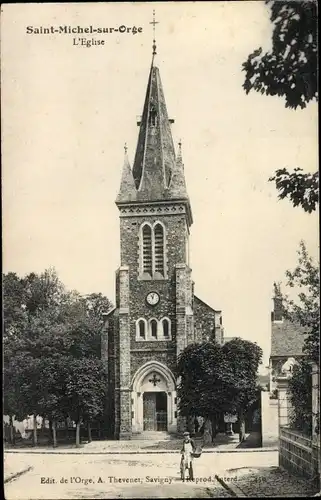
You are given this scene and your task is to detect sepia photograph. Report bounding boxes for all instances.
[2,1,319,498]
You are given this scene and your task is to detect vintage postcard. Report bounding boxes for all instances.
[2,1,319,499]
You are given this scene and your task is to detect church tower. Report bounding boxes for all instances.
[104,16,223,439]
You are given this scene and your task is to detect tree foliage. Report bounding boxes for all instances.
[222,338,263,410]
[177,338,263,427]
[243,1,318,214]
[288,358,312,434]
[3,268,113,446]
[277,241,319,435]
[177,342,232,419]
[281,240,319,363]
[243,0,318,110]
[269,168,319,214]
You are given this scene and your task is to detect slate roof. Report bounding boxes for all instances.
[116,56,192,225]
[132,63,173,194]
[270,319,308,357]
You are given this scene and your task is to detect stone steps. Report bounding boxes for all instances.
[131,431,174,441]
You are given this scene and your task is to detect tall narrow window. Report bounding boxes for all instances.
[154,224,164,276]
[138,320,146,339]
[162,319,170,338]
[142,224,152,275]
[150,319,158,339]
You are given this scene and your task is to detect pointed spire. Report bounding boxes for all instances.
[116,144,137,203]
[168,139,188,199]
[132,63,177,201]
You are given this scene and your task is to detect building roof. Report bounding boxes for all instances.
[102,307,117,318]
[194,295,221,314]
[270,319,307,358]
[132,62,174,195]
[116,152,137,203]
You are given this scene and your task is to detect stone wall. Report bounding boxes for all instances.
[194,296,222,344]
[261,391,278,447]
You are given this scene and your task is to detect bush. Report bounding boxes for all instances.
[288,359,312,435]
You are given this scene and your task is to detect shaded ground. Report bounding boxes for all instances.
[224,466,318,497]
[4,432,242,452]
[236,431,262,449]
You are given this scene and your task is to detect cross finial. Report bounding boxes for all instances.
[150,10,159,56]
[124,142,128,154]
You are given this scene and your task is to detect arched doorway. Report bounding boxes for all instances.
[131,361,177,434]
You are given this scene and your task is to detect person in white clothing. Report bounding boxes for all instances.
[180,431,196,480]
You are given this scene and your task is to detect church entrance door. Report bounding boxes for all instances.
[143,392,167,431]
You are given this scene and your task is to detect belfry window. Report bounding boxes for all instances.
[154,224,164,275]
[150,319,158,338]
[138,320,146,339]
[162,318,170,338]
[136,318,171,341]
[139,222,166,279]
[136,319,147,340]
[142,224,152,275]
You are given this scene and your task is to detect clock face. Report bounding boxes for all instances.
[146,292,160,306]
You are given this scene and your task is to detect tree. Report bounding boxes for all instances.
[63,358,108,447]
[222,338,263,442]
[243,0,317,110]
[277,241,319,436]
[243,0,318,213]
[288,358,312,434]
[281,240,319,363]
[3,272,28,337]
[65,293,113,359]
[269,168,319,214]
[3,269,113,447]
[177,339,263,442]
[177,342,231,424]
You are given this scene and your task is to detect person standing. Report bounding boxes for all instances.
[180,431,196,480]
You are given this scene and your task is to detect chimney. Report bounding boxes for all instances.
[272,282,283,322]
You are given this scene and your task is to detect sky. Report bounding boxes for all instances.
[2,2,318,371]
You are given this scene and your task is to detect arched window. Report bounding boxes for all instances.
[162,318,170,338]
[142,224,152,275]
[138,320,146,338]
[154,223,164,276]
[150,319,158,339]
[139,222,166,279]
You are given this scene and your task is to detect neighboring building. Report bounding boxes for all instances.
[103,41,223,439]
[269,287,307,393]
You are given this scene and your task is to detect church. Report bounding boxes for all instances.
[103,27,224,440]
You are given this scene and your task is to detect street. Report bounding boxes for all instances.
[5,451,278,499]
